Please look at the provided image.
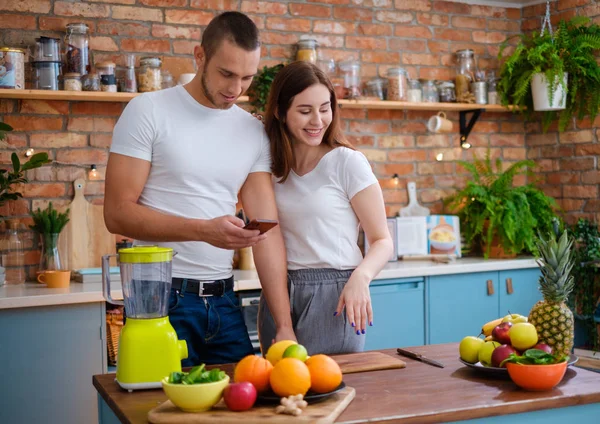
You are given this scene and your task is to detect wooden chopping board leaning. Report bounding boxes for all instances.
[59,178,115,271]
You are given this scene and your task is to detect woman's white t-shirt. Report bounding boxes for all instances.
[274,147,378,270]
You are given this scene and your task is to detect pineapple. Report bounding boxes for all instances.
[528,230,575,357]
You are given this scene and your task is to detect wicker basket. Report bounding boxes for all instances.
[106,307,124,366]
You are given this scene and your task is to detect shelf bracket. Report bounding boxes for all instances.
[459,108,484,147]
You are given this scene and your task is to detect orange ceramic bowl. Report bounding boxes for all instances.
[506,361,568,391]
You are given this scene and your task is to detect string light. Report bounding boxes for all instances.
[89,164,98,180]
[392,173,400,186]
[460,138,471,149]
[25,148,34,157]
[435,153,444,161]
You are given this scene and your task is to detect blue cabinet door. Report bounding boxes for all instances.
[428,272,499,344]
[364,278,425,350]
[498,268,542,318]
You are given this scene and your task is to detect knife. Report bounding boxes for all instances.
[397,348,445,368]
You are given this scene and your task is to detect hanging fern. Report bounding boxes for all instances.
[444,151,559,258]
[498,16,600,132]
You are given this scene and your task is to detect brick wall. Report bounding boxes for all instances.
[0,0,595,274]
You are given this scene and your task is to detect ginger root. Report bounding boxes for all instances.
[275,394,308,416]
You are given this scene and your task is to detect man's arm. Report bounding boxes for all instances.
[240,172,296,341]
[104,152,265,249]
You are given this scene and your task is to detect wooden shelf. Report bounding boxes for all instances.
[0,89,516,112]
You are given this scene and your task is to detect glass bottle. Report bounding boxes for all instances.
[296,39,318,64]
[386,67,408,101]
[64,23,91,76]
[455,49,475,102]
[39,233,62,271]
[3,220,25,285]
[124,54,137,93]
[487,72,499,105]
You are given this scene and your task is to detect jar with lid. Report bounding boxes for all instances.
[296,39,318,64]
[64,72,82,91]
[437,81,456,103]
[421,80,439,103]
[96,61,115,77]
[407,79,422,102]
[64,23,91,76]
[364,78,387,100]
[82,72,100,91]
[123,54,137,93]
[455,49,475,102]
[487,75,499,105]
[101,74,117,92]
[161,70,174,89]
[386,67,408,101]
[338,60,361,99]
[137,57,162,92]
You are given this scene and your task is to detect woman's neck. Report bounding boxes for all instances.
[293,143,332,175]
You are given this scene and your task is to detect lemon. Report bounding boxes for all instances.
[283,344,308,362]
[266,340,297,365]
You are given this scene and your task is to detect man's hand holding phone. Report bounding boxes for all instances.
[202,216,271,249]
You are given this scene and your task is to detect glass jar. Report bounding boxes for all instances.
[455,49,475,102]
[82,72,100,91]
[123,54,137,93]
[487,76,499,105]
[386,67,408,101]
[407,79,422,102]
[64,72,82,91]
[3,220,25,285]
[137,57,162,92]
[39,233,62,271]
[421,80,439,103]
[365,78,387,100]
[101,74,117,92]
[339,60,361,99]
[64,23,91,76]
[96,61,115,77]
[161,70,174,89]
[31,61,61,90]
[437,81,456,103]
[296,39,318,64]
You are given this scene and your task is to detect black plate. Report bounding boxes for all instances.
[459,354,579,375]
[256,381,346,404]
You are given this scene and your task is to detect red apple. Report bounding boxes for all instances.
[491,344,517,368]
[223,382,257,412]
[492,322,513,345]
[532,343,553,354]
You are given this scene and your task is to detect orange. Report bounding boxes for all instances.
[269,357,311,397]
[233,354,273,393]
[305,354,343,394]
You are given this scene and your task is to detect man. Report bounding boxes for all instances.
[104,11,295,365]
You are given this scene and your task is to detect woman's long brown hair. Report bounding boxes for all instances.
[264,61,354,183]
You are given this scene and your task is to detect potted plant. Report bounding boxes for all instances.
[444,152,558,259]
[246,63,285,114]
[30,202,70,271]
[0,122,51,213]
[498,16,600,132]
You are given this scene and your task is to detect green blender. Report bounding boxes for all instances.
[103,246,188,391]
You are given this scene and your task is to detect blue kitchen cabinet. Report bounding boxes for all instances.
[364,277,425,350]
[498,268,542,317]
[428,272,500,344]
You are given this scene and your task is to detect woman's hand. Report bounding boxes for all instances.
[335,269,373,335]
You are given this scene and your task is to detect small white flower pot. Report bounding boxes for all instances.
[531,72,567,111]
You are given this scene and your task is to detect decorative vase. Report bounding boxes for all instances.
[531,72,567,111]
[39,232,62,271]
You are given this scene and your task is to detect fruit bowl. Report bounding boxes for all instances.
[506,361,567,391]
[459,355,578,376]
[161,374,230,412]
[256,381,346,405]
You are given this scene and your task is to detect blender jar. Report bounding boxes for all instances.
[103,246,175,319]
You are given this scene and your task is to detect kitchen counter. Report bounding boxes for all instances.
[93,343,600,423]
[0,257,537,309]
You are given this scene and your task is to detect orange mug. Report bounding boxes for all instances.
[37,270,71,288]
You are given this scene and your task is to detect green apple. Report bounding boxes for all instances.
[478,341,501,366]
[501,313,528,324]
[509,322,538,351]
[459,336,484,364]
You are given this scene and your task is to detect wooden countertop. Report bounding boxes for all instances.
[93,343,600,423]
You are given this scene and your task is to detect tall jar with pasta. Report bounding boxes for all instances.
[296,39,318,64]
[137,57,162,92]
[455,49,475,103]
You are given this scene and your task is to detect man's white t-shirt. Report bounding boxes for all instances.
[274,147,378,270]
[110,85,271,280]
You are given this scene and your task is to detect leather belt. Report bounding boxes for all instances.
[172,276,234,297]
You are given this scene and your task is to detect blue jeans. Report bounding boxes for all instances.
[168,287,254,366]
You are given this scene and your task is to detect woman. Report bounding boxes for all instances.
[257,61,394,355]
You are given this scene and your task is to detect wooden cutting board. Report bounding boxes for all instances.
[148,386,355,424]
[59,178,115,271]
[333,351,406,374]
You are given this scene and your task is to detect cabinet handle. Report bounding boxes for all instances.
[506,278,514,295]
[487,280,494,296]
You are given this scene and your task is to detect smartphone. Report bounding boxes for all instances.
[243,219,279,234]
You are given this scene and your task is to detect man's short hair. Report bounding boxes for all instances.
[201,12,260,62]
